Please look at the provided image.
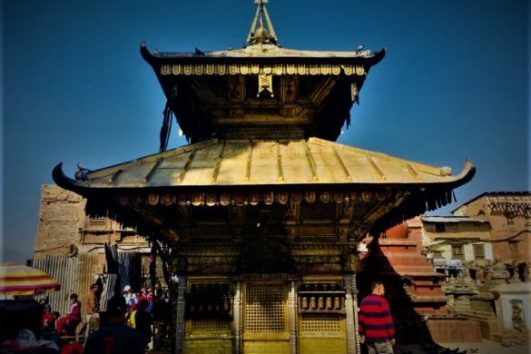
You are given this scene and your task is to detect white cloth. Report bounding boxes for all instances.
[16,328,59,351]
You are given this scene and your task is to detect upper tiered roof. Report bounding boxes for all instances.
[141,0,385,145]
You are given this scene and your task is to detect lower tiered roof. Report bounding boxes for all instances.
[53,138,474,236]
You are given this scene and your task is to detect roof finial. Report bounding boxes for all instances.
[247,0,278,46]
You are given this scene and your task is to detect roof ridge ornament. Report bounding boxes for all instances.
[247,0,278,46]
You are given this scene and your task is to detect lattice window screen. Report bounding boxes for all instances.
[191,318,231,333]
[301,314,341,333]
[245,283,286,332]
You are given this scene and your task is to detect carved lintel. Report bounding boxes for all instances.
[341,252,359,273]
[228,75,244,102]
[338,199,355,224]
[354,225,369,241]
[185,255,238,273]
[285,200,300,223]
[229,205,245,222]
[338,227,351,242]
[281,76,297,103]
[178,205,190,218]
[285,226,297,241]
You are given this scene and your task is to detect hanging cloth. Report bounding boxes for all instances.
[159,101,173,152]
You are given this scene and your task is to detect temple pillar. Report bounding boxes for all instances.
[233,279,243,354]
[351,274,361,354]
[175,275,187,354]
[344,274,358,354]
[288,279,298,354]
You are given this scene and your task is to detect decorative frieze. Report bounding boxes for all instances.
[117,189,388,208]
[160,63,366,77]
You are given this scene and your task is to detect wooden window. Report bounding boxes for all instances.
[451,245,464,260]
[435,223,446,232]
[473,244,485,259]
[85,216,109,231]
[245,283,286,332]
[446,224,458,232]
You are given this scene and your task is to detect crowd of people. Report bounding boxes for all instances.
[0,282,164,354]
[121,285,154,350]
[2,280,398,354]
[0,292,85,354]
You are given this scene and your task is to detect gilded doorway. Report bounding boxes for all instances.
[243,282,290,354]
[299,314,347,354]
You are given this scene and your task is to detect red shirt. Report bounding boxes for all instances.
[358,294,395,343]
[61,342,83,354]
[69,300,81,321]
[42,312,55,327]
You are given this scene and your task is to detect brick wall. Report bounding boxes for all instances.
[34,185,86,256]
[427,318,482,343]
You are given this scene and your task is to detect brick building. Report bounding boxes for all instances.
[420,192,530,344]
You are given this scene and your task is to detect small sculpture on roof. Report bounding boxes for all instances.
[75,163,91,181]
[194,47,205,56]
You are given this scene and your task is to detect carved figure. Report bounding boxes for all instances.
[510,300,524,331]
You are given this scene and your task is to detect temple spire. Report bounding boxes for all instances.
[247,0,278,45]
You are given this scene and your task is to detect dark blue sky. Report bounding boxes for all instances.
[2,0,529,262]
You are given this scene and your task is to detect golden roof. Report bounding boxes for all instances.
[54,138,474,189]
[143,42,383,61]
[202,45,378,59]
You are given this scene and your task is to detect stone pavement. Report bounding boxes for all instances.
[437,340,529,354]
[395,339,529,354]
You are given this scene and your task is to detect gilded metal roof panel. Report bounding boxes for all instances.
[59,138,473,189]
[149,44,377,59]
[207,45,375,58]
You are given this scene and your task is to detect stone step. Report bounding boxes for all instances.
[491,331,527,344]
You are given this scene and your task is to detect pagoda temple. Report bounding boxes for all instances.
[52,2,475,354]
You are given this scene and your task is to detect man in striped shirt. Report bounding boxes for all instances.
[358,281,395,354]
